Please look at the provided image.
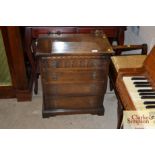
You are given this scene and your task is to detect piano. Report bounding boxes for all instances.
[116,45,155,128]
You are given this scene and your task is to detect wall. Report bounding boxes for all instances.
[125,26,155,53]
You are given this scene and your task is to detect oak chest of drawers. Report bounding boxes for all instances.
[34,33,113,117]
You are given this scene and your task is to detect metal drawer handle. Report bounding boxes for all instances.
[94,29,103,36]
[51,74,58,81]
[48,31,61,35]
[93,62,97,67]
[93,61,98,67]
[92,72,97,80]
[56,31,61,35]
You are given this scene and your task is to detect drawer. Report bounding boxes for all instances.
[42,82,106,96]
[40,57,109,69]
[32,27,77,38]
[44,95,104,109]
[41,69,107,82]
[76,28,117,37]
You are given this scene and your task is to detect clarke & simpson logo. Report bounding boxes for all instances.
[123,110,155,129]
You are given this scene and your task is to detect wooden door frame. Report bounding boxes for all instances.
[0,26,32,101]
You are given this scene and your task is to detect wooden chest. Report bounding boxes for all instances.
[35,33,113,117]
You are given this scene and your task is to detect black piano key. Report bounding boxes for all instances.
[141,96,155,99]
[138,89,155,92]
[135,84,151,87]
[131,77,147,80]
[144,101,155,105]
[146,105,155,109]
[133,82,149,85]
[139,92,155,96]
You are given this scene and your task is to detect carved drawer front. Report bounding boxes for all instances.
[44,95,104,109]
[43,82,106,96]
[41,59,62,68]
[87,59,109,68]
[41,69,106,82]
[40,57,109,69]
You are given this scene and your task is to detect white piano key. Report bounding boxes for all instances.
[123,76,155,110]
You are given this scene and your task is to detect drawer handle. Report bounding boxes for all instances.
[51,61,58,68]
[94,29,103,36]
[93,61,98,67]
[51,74,58,81]
[92,72,97,80]
[93,62,97,67]
[56,31,61,35]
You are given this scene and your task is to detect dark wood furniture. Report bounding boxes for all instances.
[0,27,32,101]
[116,45,155,128]
[33,33,113,117]
[26,26,126,44]
[23,26,126,94]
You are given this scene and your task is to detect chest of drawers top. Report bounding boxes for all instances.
[34,33,113,57]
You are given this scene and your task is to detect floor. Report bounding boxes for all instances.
[0,78,118,129]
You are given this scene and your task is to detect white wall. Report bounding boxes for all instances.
[125,26,155,53]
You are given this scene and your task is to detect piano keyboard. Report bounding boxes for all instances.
[123,76,155,110]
